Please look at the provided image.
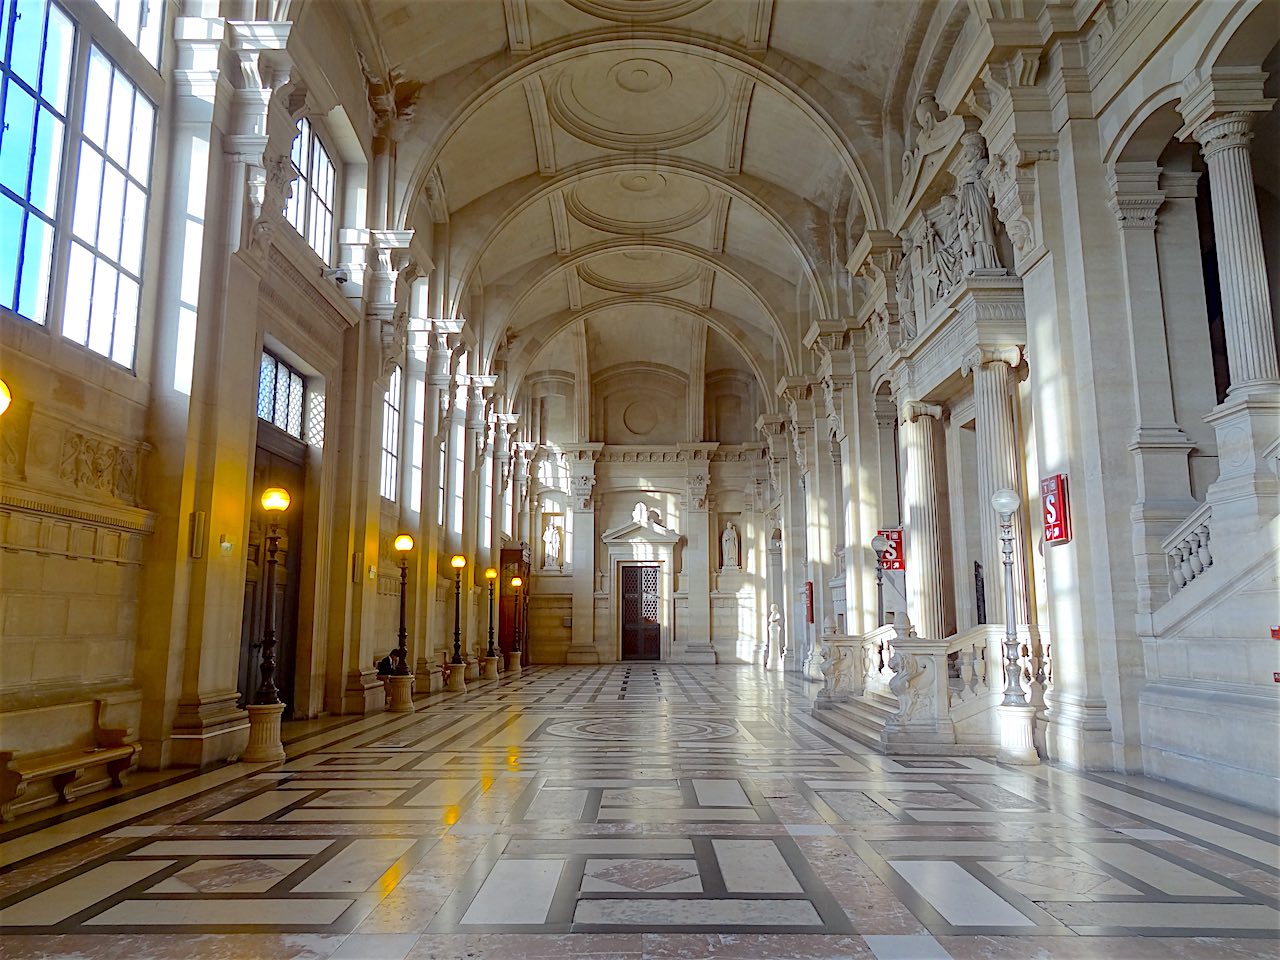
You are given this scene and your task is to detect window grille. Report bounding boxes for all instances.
[257,349,306,440]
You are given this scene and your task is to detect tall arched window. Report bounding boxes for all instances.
[380,365,401,501]
[284,117,335,264]
[1,0,159,368]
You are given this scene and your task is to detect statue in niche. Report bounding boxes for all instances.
[766,603,784,668]
[956,135,1002,274]
[721,521,740,570]
[925,195,962,301]
[542,521,563,570]
[895,236,917,342]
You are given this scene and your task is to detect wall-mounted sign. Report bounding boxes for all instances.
[877,529,905,570]
[1041,473,1072,544]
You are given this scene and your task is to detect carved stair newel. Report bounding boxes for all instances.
[881,615,956,749]
[1178,75,1280,540]
[566,444,603,663]
[899,400,947,641]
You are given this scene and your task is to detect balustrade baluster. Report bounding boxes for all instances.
[1195,524,1212,569]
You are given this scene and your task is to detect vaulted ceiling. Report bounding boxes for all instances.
[360,0,945,409]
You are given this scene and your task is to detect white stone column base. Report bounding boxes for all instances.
[242,703,286,763]
[446,666,468,693]
[386,675,415,713]
[997,703,1040,765]
[482,656,500,680]
[505,652,523,676]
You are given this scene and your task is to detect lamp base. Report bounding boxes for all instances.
[482,656,500,681]
[386,675,415,713]
[505,651,523,677]
[997,703,1040,765]
[242,703,286,763]
[446,666,468,693]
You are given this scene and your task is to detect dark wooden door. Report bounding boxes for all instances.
[620,565,661,661]
[499,545,531,665]
[238,426,305,717]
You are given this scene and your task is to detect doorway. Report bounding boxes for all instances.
[620,564,661,661]
[238,425,305,717]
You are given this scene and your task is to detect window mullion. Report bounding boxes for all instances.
[44,17,89,340]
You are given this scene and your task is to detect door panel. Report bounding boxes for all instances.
[238,429,304,717]
[620,565,661,661]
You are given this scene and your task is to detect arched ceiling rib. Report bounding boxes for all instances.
[360,0,924,413]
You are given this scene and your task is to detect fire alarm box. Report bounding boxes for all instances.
[877,528,905,570]
[804,581,814,624]
[1041,474,1071,545]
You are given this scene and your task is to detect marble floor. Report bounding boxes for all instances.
[1,665,1277,959]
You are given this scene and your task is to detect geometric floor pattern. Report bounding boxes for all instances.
[0,664,1276,959]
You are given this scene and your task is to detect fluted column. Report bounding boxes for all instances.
[899,401,946,640]
[1192,113,1279,394]
[963,348,1029,625]
[1180,89,1280,535]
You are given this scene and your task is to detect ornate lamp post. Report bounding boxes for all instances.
[244,486,290,762]
[871,533,890,627]
[386,534,416,713]
[990,487,1038,764]
[482,567,500,679]
[447,555,468,692]
[507,576,524,677]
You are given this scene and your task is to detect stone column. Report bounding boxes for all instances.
[566,445,603,663]
[1190,113,1280,393]
[1186,105,1280,536]
[677,454,717,662]
[899,400,947,640]
[962,347,1030,624]
[1107,164,1198,609]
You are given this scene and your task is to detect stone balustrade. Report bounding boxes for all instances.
[945,623,1003,707]
[1162,503,1213,596]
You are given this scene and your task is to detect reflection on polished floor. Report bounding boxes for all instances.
[1,665,1277,959]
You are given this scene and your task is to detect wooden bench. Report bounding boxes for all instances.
[0,699,141,822]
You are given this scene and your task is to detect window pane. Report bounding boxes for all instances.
[287,372,303,437]
[17,211,51,320]
[128,93,153,183]
[9,0,43,85]
[257,352,276,420]
[29,105,62,215]
[82,48,110,146]
[138,0,161,67]
[105,70,132,166]
[119,179,144,273]
[273,363,289,430]
[72,146,102,241]
[97,162,125,260]
[0,81,35,196]
[40,2,72,113]
[0,192,21,309]
[87,259,116,355]
[114,0,139,48]
[62,241,92,340]
[111,271,137,365]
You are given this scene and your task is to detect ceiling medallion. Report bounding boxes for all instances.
[548,51,729,152]
[564,173,714,235]
[610,58,672,95]
[561,0,713,25]
[578,256,702,294]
